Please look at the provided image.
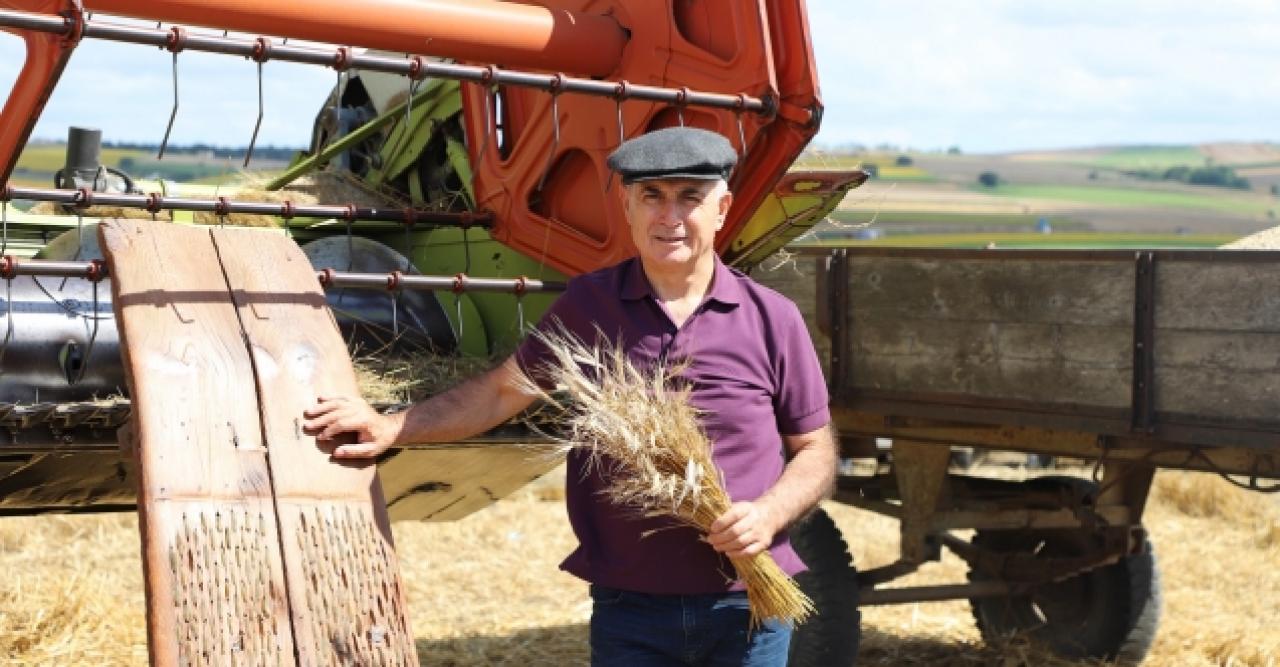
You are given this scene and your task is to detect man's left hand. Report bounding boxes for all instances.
[706,501,779,559]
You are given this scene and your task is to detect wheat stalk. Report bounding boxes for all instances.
[519,325,814,627]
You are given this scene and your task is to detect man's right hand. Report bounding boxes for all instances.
[302,396,403,459]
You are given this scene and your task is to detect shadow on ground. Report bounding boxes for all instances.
[417,623,590,666]
[416,623,1100,666]
[858,627,1103,667]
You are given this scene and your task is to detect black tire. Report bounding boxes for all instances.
[968,478,1161,664]
[787,507,861,667]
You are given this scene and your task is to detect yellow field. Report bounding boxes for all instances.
[13,145,148,173]
[0,468,1276,666]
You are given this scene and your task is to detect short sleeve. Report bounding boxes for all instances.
[772,301,830,435]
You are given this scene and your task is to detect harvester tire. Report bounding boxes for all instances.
[787,507,861,667]
[967,478,1161,664]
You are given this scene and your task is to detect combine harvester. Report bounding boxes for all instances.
[1,1,1278,665]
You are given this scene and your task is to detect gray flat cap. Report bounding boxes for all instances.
[607,126,737,185]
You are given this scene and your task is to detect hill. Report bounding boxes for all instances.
[799,143,1280,249]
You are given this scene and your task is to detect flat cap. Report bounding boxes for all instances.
[607,126,737,185]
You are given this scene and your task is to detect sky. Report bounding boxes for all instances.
[1,1,1277,154]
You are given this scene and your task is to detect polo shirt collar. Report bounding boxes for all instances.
[618,256,742,307]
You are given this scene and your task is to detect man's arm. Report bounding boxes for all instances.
[706,424,838,559]
[302,356,538,458]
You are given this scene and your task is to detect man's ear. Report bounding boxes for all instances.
[717,190,733,230]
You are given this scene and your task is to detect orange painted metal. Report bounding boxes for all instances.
[84,0,626,77]
[0,0,78,184]
[460,0,824,277]
[1,0,822,281]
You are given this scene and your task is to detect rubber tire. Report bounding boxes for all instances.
[787,507,861,667]
[968,478,1161,664]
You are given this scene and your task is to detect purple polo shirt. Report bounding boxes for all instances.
[516,256,830,595]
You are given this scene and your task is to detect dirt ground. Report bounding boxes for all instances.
[0,467,1277,666]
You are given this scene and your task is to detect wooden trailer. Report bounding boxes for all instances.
[753,246,1280,663]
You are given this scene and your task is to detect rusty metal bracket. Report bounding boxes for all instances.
[1131,251,1156,433]
[826,249,851,397]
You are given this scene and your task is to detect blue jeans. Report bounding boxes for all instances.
[589,584,793,666]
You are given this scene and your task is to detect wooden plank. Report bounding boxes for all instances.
[850,320,1133,407]
[1157,261,1280,331]
[100,220,294,666]
[843,256,1134,409]
[380,444,563,522]
[1155,331,1280,424]
[847,257,1134,325]
[210,227,417,665]
[1153,261,1280,424]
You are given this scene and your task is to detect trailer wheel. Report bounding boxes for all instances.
[967,480,1161,664]
[787,507,861,667]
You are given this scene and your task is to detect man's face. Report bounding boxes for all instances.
[623,178,732,271]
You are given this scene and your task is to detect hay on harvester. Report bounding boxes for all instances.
[28,200,160,221]
[353,351,497,405]
[24,167,405,228]
[518,326,815,627]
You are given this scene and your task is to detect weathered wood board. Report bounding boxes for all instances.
[210,226,417,664]
[845,256,1136,409]
[759,249,1280,437]
[1154,260,1280,424]
[102,220,295,665]
[103,220,417,665]
[380,443,562,522]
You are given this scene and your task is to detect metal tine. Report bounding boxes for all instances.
[537,85,563,189]
[384,75,423,168]
[397,214,413,339]
[157,50,180,160]
[454,292,464,341]
[1,200,7,255]
[334,66,343,138]
[0,277,12,372]
[70,273,101,385]
[390,287,399,340]
[615,99,625,146]
[514,277,528,335]
[405,77,420,136]
[335,218,353,307]
[678,107,686,127]
[243,59,265,168]
[735,109,749,161]
[57,210,84,291]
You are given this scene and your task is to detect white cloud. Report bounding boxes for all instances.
[0,28,333,148]
[1,3,1278,153]
[808,0,1280,151]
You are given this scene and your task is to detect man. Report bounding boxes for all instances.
[303,126,837,666]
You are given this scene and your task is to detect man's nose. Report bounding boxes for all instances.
[656,201,683,225]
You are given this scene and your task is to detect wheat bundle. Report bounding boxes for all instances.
[521,327,814,627]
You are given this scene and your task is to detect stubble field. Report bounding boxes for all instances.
[1,468,1277,666]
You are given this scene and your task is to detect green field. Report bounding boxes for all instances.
[793,154,934,182]
[977,183,1271,216]
[14,144,148,172]
[828,210,1083,229]
[799,231,1237,249]
[1081,145,1206,171]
